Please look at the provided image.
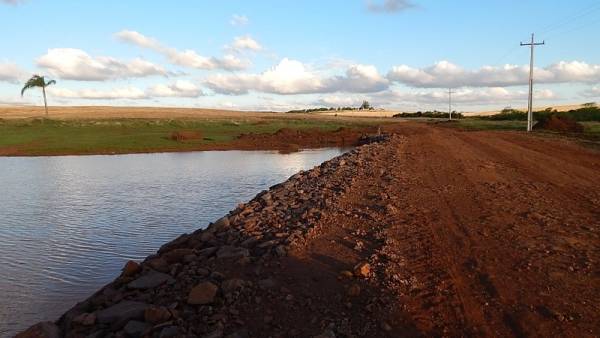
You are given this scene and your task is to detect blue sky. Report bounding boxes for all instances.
[1,0,599,111]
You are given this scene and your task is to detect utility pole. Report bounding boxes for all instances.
[448,88,455,120]
[520,33,545,132]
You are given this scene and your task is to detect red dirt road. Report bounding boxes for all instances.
[300,123,600,336]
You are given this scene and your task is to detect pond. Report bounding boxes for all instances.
[0,149,345,336]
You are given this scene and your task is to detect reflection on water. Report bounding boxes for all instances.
[0,149,344,336]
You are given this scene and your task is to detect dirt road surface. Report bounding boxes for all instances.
[20,123,599,338]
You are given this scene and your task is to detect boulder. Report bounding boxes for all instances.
[123,320,150,337]
[96,301,150,324]
[144,306,172,324]
[147,257,170,273]
[72,312,96,326]
[353,262,371,278]
[159,326,180,338]
[216,246,249,260]
[163,248,194,264]
[128,270,174,290]
[221,279,245,294]
[121,260,141,277]
[210,216,230,232]
[188,282,219,305]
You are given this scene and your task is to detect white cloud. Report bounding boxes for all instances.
[367,0,415,13]
[228,36,262,53]
[146,80,203,98]
[230,14,249,26]
[206,58,323,95]
[317,95,366,107]
[115,30,249,71]
[47,80,204,100]
[205,59,388,95]
[387,60,600,88]
[0,62,25,83]
[582,86,600,98]
[373,87,557,106]
[49,86,148,100]
[114,30,161,50]
[326,64,389,93]
[36,48,168,81]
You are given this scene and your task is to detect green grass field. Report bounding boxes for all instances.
[0,118,379,156]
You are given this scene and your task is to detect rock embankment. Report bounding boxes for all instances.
[18,135,397,338]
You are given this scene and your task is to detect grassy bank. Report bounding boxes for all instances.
[0,117,382,156]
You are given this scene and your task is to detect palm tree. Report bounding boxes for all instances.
[21,75,56,117]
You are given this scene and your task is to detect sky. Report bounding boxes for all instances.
[1,0,600,112]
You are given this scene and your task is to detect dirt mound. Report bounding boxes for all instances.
[235,127,378,151]
[170,130,203,142]
[533,115,584,133]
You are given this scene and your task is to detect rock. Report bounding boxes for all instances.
[353,262,371,278]
[200,231,215,242]
[210,269,226,278]
[347,284,361,297]
[339,270,354,278]
[159,326,179,338]
[240,236,260,248]
[257,240,280,248]
[121,260,141,277]
[158,233,190,253]
[128,270,174,289]
[15,322,61,338]
[225,330,249,338]
[72,312,96,326]
[221,279,245,294]
[211,216,230,232]
[183,254,198,263]
[198,247,218,257]
[85,330,107,338]
[123,320,149,337]
[258,278,277,290]
[147,257,170,273]
[202,330,224,338]
[216,246,249,259]
[275,245,287,257]
[144,306,172,324]
[163,248,194,264]
[96,301,149,324]
[381,321,392,331]
[314,329,336,338]
[188,281,219,305]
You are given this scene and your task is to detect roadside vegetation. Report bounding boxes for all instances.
[287,100,376,114]
[447,103,600,140]
[478,103,600,122]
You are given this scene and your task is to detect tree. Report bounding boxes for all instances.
[360,100,371,110]
[21,75,56,117]
[582,102,597,108]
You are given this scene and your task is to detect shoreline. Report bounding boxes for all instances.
[17,124,600,337]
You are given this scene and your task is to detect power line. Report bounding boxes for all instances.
[520,33,545,132]
[537,2,600,37]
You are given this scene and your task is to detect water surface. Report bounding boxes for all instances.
[0,149,344,337]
